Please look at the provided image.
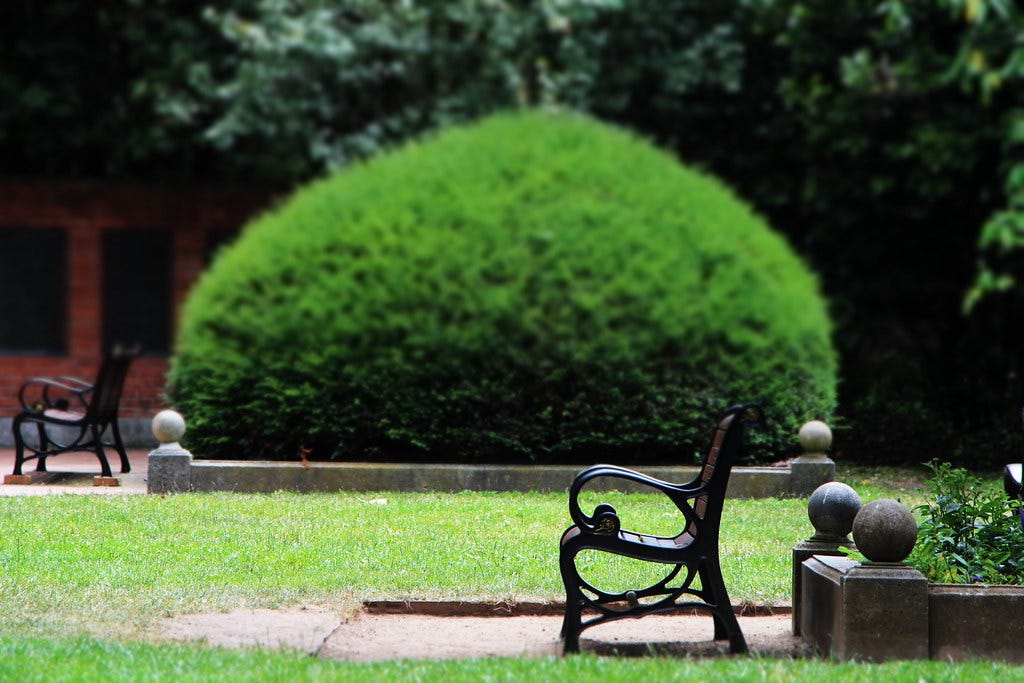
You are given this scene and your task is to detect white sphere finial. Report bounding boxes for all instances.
[799,420,832,454]
[152,409,186,447]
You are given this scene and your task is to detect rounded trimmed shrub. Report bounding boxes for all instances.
[170,110,836,463]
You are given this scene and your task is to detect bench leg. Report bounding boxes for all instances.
[109,420,131,474]
[33,423,49,472]
[560,606,582,653]
[91,425,114,478]
[11,416,45,475]
[701,558,747,654]
[699,564,729,641]
[559,549,583,654]
[12,418,27,476]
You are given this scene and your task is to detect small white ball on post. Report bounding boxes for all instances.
[147,409,192,494]
[152,409,187,448]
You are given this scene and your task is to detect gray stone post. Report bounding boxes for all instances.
[800,498,927,661]
[789,420,835,497]
[835,562,929,661]
[792,481,861,635]
[147,410,192,493]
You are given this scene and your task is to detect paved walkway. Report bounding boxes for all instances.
[156,607,804,661]
[0,448,149,495]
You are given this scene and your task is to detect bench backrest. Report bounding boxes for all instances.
[685,405,759,537]
[86,347,138,424]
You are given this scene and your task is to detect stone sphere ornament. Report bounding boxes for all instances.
[852,499,918,563]
[807,482,862,542]
[798,420,833,455]
[152,409,186,446]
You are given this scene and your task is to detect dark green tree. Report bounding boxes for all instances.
[5,0,1021,464]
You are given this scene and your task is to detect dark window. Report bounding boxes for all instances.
[103,230,172,355]
[0,227,67,353]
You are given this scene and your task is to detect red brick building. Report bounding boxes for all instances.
[0,181,271,443]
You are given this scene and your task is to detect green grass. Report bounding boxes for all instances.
[0,469,936,641]
[836,463,931,503]
[0,491,811,640]
[2,635,1022,682]
[1,467,1016,681]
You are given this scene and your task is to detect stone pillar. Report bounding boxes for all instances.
[801,556,929,661]
[835,562,929,661]
[800,498,927,661]
[790,420,835,497]
[147,410,192,493]
[792,481,861,635]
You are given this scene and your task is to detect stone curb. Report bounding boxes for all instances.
[362,600,791,617]
[187,460,831,497]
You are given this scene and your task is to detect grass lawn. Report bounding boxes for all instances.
[0,490,811,638]
[2,635,1022,682]
[2,464,1014,681]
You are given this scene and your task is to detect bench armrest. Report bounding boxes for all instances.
[52,376,94,389]
[18,376,93,413]
[567,464,703,534]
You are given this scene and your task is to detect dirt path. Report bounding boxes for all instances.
[156,604,807,661]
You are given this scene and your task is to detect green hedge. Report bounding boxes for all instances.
[169,110,836,463]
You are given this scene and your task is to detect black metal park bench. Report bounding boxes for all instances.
[10,346,138,478]
[558,403,761,655]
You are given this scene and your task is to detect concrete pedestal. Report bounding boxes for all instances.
[147,445,192,493]
[801,555,929,661]
[789,455,835,497]
[791,541,850,636]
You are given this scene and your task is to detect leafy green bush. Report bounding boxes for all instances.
[169,110,836,462]
[910,461,1024,585]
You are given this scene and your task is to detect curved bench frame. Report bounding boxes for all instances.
[559,403,761,655]
[11,347,138,478]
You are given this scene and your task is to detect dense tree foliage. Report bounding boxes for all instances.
[4,0,1021,464]
[2,1,748,181]
[0,1,223,177]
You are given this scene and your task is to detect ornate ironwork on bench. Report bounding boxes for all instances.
[11,346,138,478]
[558,403,762,655]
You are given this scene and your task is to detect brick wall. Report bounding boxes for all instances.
[0,181,272,418]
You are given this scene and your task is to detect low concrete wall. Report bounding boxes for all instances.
[930,584,1024,663]
[184,460,824,496]
[800,555,929,662]
[800,555,1024,663]
[3,411,834,496]
[0,417,153,448]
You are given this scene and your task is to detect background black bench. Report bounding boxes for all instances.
[11,346,138,478]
